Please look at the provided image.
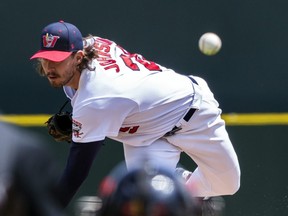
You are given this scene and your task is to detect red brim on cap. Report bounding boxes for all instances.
[30,50,73,62]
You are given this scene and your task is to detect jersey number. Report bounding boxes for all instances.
[120,126,139,134]
[120,53,162,72]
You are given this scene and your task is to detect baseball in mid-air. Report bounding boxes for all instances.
[198,32,222,56]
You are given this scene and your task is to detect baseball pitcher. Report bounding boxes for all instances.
[30,21,240,216]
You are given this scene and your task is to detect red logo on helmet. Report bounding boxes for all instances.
[42,33,60,48]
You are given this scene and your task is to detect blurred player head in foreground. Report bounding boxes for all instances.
[96,161,201,216]
[0,122,65,216]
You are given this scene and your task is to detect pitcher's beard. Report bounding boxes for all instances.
[50,81,64,88]
[49,72,75,88]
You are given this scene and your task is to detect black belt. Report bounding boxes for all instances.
[164,108,196,136]
[164,76,198,137]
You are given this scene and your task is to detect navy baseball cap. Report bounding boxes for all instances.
[30,21,83,62]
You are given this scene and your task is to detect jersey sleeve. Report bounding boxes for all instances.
[72,97,138,143]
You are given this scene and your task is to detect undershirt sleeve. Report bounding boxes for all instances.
[57,140,103,207]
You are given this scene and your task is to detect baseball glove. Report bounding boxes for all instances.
[46,101,72,143]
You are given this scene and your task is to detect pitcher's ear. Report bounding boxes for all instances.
[75,51,84,63]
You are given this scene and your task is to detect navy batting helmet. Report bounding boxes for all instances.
[97,162,200,216]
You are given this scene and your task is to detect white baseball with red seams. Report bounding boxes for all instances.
[63,36,240,198]
[199,32,222,56]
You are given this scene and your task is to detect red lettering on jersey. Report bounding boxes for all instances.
[104,64,120,72]
[119,127,130,132]
[120,53,162,72]
[99,59,116,66]
[95,42,110,53]
[128,126,139,134]
[94,37,162,73]
[97,50,111,57]
[120,54,140,71]
[95,38,120,73]
[119,126,140,134]
[135,55,162,71]
[98,59,120,72]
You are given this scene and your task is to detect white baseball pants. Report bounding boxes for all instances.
[123,76,240,197]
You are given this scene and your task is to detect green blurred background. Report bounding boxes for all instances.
[1,0,288,215]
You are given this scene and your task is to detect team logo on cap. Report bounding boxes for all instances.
[42,33,60,48]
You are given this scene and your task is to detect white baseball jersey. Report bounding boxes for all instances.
[63,37,201,146]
